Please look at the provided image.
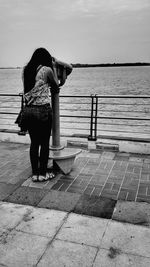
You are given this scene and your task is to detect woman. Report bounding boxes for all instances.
[23,48,59,182]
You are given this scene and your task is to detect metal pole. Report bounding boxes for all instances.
[49,62,82,174]
[51,90,63,150]
[49,89,81,174]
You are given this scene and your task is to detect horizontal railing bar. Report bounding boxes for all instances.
[60,102,91,104]
[0,123,150,129]
[60,102,91,105]
[96,95,150,98]
[97,118,150,122]
[61,127,89,130]
[0,114,150,120]
[97,103,150,105]
[0,117,15,120]
[97,122,150,127]
[0,112,18,115]
[1,112,149,120]
[0,106,20,109]
[0,94,21,97]
[97,110,150,113]
[0,124,15,126]
[60,108,91,111]
[60,95,92,98]
[60,121,89,124]
[0,115,15,118]
[61,95,150,99]
[60,115,91,118]
[0,94,150,98]
[97,129,150,134]
[0,101,20,103]
[0,122,148,128]
[97,116,150,120]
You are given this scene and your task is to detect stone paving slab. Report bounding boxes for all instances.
[16,208,67,238]
[38,190,81,212]
[0,202,69,267]
[0,182,20,201]
[93,248,150,267]
[101,220,150,258]
[56,212,109,247]
[0,202,31,230]
[37,239,97,267]
[73,194,116,219]
[0,229,50,267]
[0,202,150,267]
[5,186,49,206]
[112,200,150,226]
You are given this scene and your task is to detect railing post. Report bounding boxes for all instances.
[19,92,24,110]
[94,94,98,141]
[88,94,94,141]
[18,93,26,135]
[88,94,97,141]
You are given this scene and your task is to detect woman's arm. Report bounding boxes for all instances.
[46,67,59,93]
[59,67,67,87]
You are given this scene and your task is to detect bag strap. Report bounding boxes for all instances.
[36,65,43,75]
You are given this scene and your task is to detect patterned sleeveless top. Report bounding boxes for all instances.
[24,66,52,106]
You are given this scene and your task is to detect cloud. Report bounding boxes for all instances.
[111,0,150,15]
[1,0,150,23]
[46,0,150,22]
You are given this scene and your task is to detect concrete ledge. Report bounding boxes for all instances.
[112,201,150,227]
[96,142,119,151]
[67,140,88,149]
[1,130,150,154]
[97,134,150,143]
[0,131,30,144]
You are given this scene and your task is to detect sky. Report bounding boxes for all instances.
[0,0,150,67]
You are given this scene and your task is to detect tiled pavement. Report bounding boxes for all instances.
[1,141,150,266]
[1,201,150,267]
[0,141,150,219]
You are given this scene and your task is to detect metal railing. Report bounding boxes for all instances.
[95,94,150,142]
[0,93,150,142]
[0,94,22,132]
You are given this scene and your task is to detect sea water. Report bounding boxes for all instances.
[0,66,150,95]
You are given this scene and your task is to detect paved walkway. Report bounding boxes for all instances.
[0,201,150,267]
[1,140,150,224]
[0,141,150,266]
[1,141,150,205]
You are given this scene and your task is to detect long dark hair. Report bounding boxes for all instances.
[23,48,53,93]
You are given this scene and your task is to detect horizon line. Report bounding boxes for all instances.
[0,61,150,69]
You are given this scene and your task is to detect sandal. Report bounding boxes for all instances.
[38,172,54,182]
[38,175,48,182]
[31,174,47,182]
[31,175,38,182]
[48,172,55,179]
[32,172,55,182]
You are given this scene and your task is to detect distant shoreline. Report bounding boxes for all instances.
[72,62,150,68]
[0,62,150,69]
[0,67,22,69]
